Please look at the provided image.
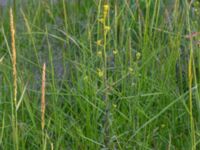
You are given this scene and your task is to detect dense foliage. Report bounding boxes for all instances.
[0,0,200,149]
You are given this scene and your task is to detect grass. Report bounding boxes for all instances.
[10,8,18,150]
[0,0,200,149]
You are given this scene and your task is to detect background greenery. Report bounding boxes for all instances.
[0,0,200,149]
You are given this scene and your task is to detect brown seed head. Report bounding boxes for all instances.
[41,63,46,130]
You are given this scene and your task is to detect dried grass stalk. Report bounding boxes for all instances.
[10,8,17,105]
[41,63,46,130]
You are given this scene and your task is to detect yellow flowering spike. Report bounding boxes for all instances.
[103,4,109,12]
[96,39,103,46]
[136,52,141,60]
[113,49,118,55]
[97,68,104,77]
[103,4,109,19]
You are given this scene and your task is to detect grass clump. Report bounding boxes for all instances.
[0,0,200,149]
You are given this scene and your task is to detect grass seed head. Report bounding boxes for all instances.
[10,8,17,105]
[41,63,46,130]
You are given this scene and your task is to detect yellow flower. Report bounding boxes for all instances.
[98,18,105,24]
[97,68,104,77]
[97,51,102,56]
[113,49,118,55]
[103,4,109,12]
[103,4,109,18]
[136,52,141,60]
[104,26,111,32]
[96,39,103,46]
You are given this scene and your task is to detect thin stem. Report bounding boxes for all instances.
[186,1,196,149]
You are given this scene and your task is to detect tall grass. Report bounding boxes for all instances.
[0,0,200,149]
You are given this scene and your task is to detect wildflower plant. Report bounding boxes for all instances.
[97,3,112,148]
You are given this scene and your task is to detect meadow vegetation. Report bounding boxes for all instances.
[0,0,200,149]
